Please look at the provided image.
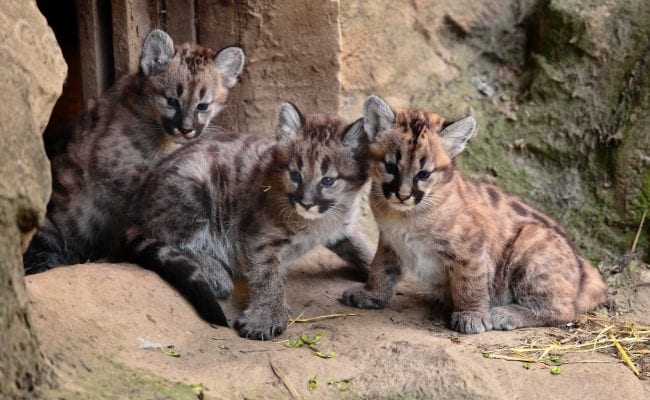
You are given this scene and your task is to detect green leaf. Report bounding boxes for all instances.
[522,363,531,370]
[550,366,562,375]
[549,355,562,364]
[191,383,204,399]
[314,351,336,359]
[160,346,181,358]
[308,376,318,392]
[300,331,324,345]
[284,339,304,348]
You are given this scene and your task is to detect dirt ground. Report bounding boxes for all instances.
[26,251,650,399]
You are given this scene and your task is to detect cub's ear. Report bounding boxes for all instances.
[363,95,395,142]
[341,119,367,151]
[215,47,245,89]
[140,29,175,76]
[439,116,476,157]
[276,102,304,143]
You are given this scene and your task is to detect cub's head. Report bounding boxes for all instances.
[140,29,245,143]
[273,103,368,220]
[363,95,476,211]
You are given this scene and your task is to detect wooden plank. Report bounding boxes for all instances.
[111,0,155,79]
[196,0,342,134]
[164,0,196,44]
[76,0,113,105]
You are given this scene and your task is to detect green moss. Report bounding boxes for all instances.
[44,353,209,400]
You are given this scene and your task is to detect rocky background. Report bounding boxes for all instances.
[339,0,650,263]
[0,0,67,399]
[0,0,648,398]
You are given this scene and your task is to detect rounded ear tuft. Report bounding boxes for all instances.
[140,29,175,76]
[276,102,304,142]
[215,47,245,89]
[439,116,477,157]
[341,119,367,151]
[363,95,395,142]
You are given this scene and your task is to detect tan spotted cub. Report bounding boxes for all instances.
[342,95,607,334]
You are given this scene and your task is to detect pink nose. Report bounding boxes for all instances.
[396,193,412,202]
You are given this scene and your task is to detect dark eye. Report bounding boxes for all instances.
[166,97,179,108]
[289,170,302,183]
[320,177,336,187]
[416,170,432,180]
[384,162,398,175]
[196,102,209,111]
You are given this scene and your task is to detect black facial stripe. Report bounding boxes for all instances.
[419,157,426,169]
[296,155,304,170]
[320,155,331,176]
[317,198,334,213]
[176,84,183,97]
[412,186,425,204]
[199,87,206,99]
[162,116,178,134]
[395,151,402,163]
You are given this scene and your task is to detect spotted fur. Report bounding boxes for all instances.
[23,30,245,273]
[126,103,373,339]
[342,96,607,333]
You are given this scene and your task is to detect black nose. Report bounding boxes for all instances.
[396,193,412,201]
[179,127,193,134]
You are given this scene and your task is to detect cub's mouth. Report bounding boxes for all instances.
[167,127,202,143]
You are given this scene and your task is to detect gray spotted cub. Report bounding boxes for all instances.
[23,29,245,273]
[126,103,374,340]
[342,96,607,334]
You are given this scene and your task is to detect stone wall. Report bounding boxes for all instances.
[0,0,67,398]
[339,0,650,261]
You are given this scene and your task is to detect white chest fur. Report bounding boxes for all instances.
[378,216,449,287]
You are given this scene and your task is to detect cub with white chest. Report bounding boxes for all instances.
[342,96,607,333]
[126,103,374,339]
[23,29,245,273]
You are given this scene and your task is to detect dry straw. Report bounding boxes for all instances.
[481,315,649,378]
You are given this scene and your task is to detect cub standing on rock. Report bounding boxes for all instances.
[126,102,374,339]
[24,29,245,274]
[342,95,607,334]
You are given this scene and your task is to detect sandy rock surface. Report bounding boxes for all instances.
[27,252,649,399]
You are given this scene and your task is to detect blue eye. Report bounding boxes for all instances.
[166,97,180,108]
[385,162,398,174]
[416,170,432,180]
[321,177,336,187]
[289,170,302,183]
[196,102,209,111]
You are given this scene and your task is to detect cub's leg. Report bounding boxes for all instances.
[448,257,493,334]
[341,237,402,309]
[127,234,233,326]
[326,228,375,281]
[235,235,290,340]
[490,224,582,330]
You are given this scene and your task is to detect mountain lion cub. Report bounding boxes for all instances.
[126,103,373,339]
[24,29,244,273]
[342,96,607,333]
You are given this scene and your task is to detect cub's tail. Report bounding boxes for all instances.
[575,258,608,314]
[126,234,229,326]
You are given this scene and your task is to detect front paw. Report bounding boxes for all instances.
[450,311,492,334]
[235,307,288,340]
[341,284,385,309]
